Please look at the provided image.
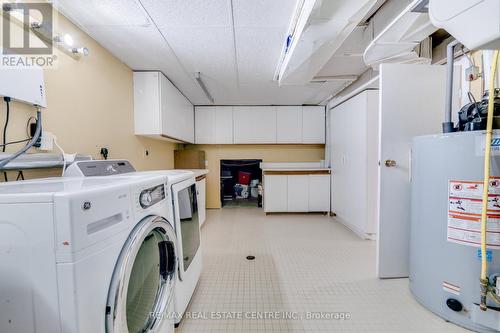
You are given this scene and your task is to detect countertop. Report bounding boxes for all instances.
[260,162,329,173]
[261,168,331,172]
[181,169,209,178]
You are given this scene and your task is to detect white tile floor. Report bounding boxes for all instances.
[176,208,470,332]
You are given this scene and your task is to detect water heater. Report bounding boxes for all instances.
[429,0,500,50]
[411,131,500,332]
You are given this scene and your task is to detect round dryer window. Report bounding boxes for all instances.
[106,216,177,333]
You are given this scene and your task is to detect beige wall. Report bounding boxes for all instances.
[185,144,325,208]
[1,10,177,181]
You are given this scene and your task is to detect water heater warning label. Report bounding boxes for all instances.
[448,179,500,249]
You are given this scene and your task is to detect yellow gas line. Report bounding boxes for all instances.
[480,50,499,311]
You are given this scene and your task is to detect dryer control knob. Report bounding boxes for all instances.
[140,192,153,208]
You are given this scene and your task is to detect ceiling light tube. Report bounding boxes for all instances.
[274,0,318,82]
[193,72,214,104]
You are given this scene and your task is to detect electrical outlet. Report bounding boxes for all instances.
[37,131,54,151]
[465,66,481,81]
[94,144,109,158]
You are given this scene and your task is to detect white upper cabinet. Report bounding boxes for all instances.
[302,106,325,144]
[134,71,194,143]
[195,106,233,144]
[194,107,216,144]
[276,106,302,143]
[214,106,233,144]
[233,106,277,144]
[194,105,325,145]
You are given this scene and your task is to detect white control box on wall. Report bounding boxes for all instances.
[0,66,47,107]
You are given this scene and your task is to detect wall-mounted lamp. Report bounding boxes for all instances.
[51,33,89,57]
[2,3,90,60]
[71,47,89,56]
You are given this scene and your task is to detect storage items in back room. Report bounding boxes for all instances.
[220,159,262,208]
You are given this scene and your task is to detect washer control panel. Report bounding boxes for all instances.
[65,160,136,177]
[138,184,165,209]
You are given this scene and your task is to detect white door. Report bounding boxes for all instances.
[377,64,446,278]
[264,175,287,212]
[287,175,309,212]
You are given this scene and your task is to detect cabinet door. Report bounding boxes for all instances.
[302,106,325,144]
[264,175,288,212]
[133,72,161,135]
[276,106,302,143]
[287,175,309,212]
[330,92,369,236]
[160,74,194,143]
[215,106,233,144]
[233,106,277,144]
[196,178,206,226]
[308,174,330,212]
[195,107,216,144]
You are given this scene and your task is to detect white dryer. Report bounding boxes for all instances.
[0,175,178,333]
[65,160,203,326]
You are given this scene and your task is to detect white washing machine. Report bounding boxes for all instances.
[65,160,203,326]
[0,175,178,333]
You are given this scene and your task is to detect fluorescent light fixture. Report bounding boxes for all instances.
[193,72,214,104]
[273,0,317,82]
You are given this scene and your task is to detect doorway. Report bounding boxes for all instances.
[220,159,262,208]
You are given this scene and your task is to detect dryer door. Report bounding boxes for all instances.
[106,216,177,333]
[172,178,201,279]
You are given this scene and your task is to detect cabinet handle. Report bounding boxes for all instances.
[384,160,397,168]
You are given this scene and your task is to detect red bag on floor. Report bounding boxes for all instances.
[238,171,251,185]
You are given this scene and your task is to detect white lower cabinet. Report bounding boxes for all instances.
[308,175,330,212]
[264,173,330,213]
[196,177,206,226]
[263,175,288,212]
[287,175,309,212]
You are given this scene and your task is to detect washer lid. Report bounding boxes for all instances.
[106,215,177,333]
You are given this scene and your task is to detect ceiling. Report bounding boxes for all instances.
[55,0,373,106]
